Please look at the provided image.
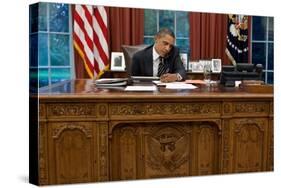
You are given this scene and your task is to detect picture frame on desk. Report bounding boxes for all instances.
[189,61,198,71]
[111,52,125,71]
[211,59,222,73]
[180,53,188,71]
[191,61,204,72]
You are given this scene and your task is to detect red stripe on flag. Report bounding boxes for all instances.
[74,11,94,50]
[81,5,93,27]
[73,33,95,73]
[94,59,101,73]
[93,31,109,65]
[94,9,109,44]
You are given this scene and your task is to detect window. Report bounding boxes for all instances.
[29,2,73,90]
[251,16,274,84]
[144,9,190,54]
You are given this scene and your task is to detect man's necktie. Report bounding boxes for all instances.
[157,57,167,77]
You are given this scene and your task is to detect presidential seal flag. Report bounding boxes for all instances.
[225,14,248,65]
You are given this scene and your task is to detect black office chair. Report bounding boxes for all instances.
[121,44,149,78]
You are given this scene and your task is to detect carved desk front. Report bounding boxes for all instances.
[30,80,273,185]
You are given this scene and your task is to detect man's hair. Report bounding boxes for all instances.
[155,28,175,39]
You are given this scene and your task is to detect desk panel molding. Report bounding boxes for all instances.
[47,103,97,118]
[97,104,108,117]
[223,102,232,114]
[39,122,48,185]
[110,102,220,117]
[47,121,96,184]
[231,118,268,172]
[97,122,109,181]
[234,102,269,114]
[51,122,93,138]
[39,104,46,118]
[222,119,231,173]
[268,119,274,170]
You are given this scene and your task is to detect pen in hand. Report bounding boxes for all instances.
[160,72,178,82]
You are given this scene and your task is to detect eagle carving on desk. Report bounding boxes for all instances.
[147,126,189,172]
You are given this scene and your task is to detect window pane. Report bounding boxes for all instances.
[268,17,274,41]
[50,34,70,66]
[39,68,49,87]
[159,10,174,30]
[51,68,71,84]
[176,11,189,38]
[30,3,47,32]
[38,33,48,66]
[144,9,157,36]
[176,39,189,53]
[267,72,273,84]
[144,37,154,45]
[30,2,72,88]
[252,16,267,41]
[49,3,69,32]
[30,4,39,33]
[39,3,48,31]
[252,42,266,69]
[30,34,38,67]
[268,43,274,70]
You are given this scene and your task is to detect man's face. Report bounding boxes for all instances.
[154,34,175,57]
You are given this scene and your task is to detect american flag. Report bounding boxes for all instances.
[73,5,109,79]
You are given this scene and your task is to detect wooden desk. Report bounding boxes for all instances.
[30,80,273,185]
[102,70,220,80]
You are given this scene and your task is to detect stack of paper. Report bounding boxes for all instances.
[95,78,127,87]
[125,86,157,91]
[165,83,197,89]
[152,81,198,89]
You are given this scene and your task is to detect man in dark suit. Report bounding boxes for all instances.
[131,28,186,82]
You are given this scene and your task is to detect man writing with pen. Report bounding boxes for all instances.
[131,28,187,82]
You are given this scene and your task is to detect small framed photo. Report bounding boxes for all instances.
[189,61,198,71]
[180,53,188,71]
[192,61,204,72]
[211,59,222,73]
[110,52,125,71]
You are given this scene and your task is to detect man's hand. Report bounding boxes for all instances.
[160,73,178,82]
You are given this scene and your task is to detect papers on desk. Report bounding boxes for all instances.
[166,83,197,89]
[185,79,206,85]
[131,76,160,81]
[152,80,167,86]
[152,81,198,89]
[125,85,157,91]
[95,78,127,87]
[96,81,127,87]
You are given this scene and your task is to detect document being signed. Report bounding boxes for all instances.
[125,85,157,91]
[153,81,198,89]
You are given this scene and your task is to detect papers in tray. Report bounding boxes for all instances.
[96,81,127,87]
[95,78,127,87]
[95,78,127,84]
